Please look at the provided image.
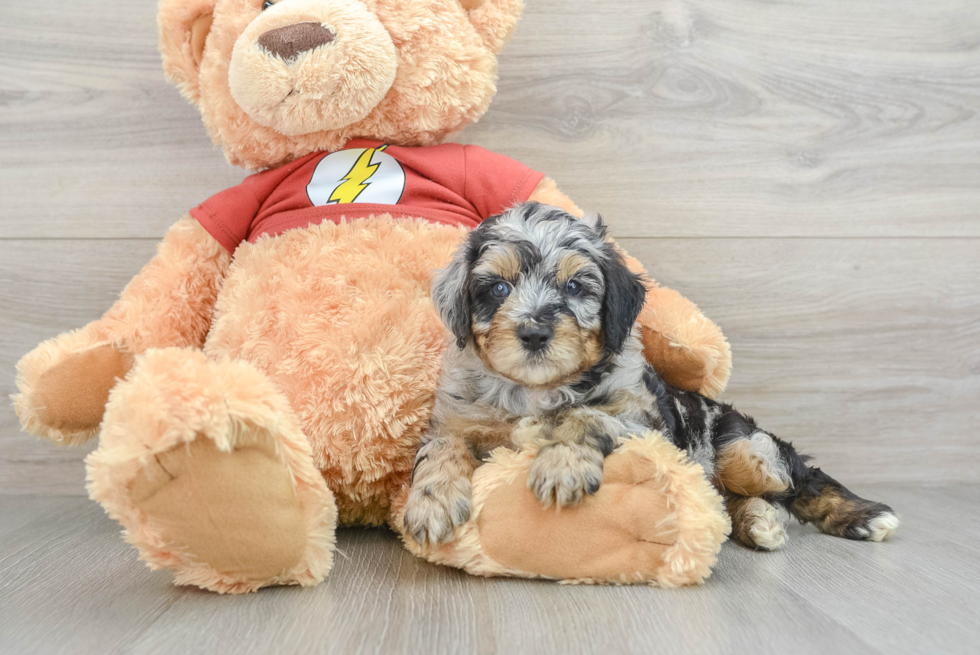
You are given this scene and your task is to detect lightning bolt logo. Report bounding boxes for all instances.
[328,145,388,204]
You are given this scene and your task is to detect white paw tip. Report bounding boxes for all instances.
[750,517,788,551]
[868,512,899,542]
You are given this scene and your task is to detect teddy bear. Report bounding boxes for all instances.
[13,0,732,593]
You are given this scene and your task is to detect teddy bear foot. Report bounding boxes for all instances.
[398,433,732,587]
[86,347,337,593]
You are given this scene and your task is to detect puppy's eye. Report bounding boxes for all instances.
[262,0,274,9]
[491,282,511,298]
[565,279,582,296]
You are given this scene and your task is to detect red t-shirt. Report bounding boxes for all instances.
[189,139,545,252]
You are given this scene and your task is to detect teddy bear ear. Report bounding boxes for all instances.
[158,0,218,105]
[461,0,526,53]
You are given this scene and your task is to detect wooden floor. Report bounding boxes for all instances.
[2,0,979,653]
[1,486,978,655]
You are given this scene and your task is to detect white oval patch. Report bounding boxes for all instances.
[306,146,406,206]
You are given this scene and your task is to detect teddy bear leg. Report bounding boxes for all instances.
[86,347,337,594]
[394,433,732,587]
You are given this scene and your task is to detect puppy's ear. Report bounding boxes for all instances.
[432,247,474,349]
[599,240,647,354]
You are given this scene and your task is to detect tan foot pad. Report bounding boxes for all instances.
[129,435,307,582]
[34,345,133,434]
[479,448,679,582]
[408,434,731,586]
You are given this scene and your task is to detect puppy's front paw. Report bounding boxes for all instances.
[528,443,604,508]
[403,480,472,547]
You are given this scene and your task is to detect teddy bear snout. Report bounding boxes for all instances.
[257,22,335,61]
[228,0,398,138]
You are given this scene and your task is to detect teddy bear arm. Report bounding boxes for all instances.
[618,249,732,398]
[13,216,232,444]
[634,285,732,398]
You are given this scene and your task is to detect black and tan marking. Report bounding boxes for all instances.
[790,468,899,540]
[640,371,898,549]
[405,203,898,549]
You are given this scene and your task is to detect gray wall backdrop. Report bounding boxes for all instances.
[2,0,978,494]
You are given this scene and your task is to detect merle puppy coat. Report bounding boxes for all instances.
[403,203,898,551]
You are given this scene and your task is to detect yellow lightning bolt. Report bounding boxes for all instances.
[329,145,387,204]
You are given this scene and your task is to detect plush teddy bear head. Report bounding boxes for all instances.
[160,0,524,171]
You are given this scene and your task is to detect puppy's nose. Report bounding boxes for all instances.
[258,22,335,61]
[517,324,553,353]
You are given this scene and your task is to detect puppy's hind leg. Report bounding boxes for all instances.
[713,431,793,550]
[720,430,898,542]
[715,424,897,544]
[716,431,793,498]
[789,467,899,542]
[726,495,789,551]
[760,435,899,541]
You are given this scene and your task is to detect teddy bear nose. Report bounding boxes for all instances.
[257,22,335,61]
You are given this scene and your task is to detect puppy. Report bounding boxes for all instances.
[404,202,899,551]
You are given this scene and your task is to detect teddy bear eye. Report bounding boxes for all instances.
[262,0,274,9]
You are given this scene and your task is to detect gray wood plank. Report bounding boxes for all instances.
[755,487,980,655]
[3,237,978,494]
[0,0,244,241]
[125,530,875,655]
[0,495,85,540]
[0,488,977,655]
[479,0,980,238]
[0,498,184,655]
[2,0,979,239]
[621,237,980,485]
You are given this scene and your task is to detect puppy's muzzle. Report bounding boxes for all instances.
[517,323,553,353]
